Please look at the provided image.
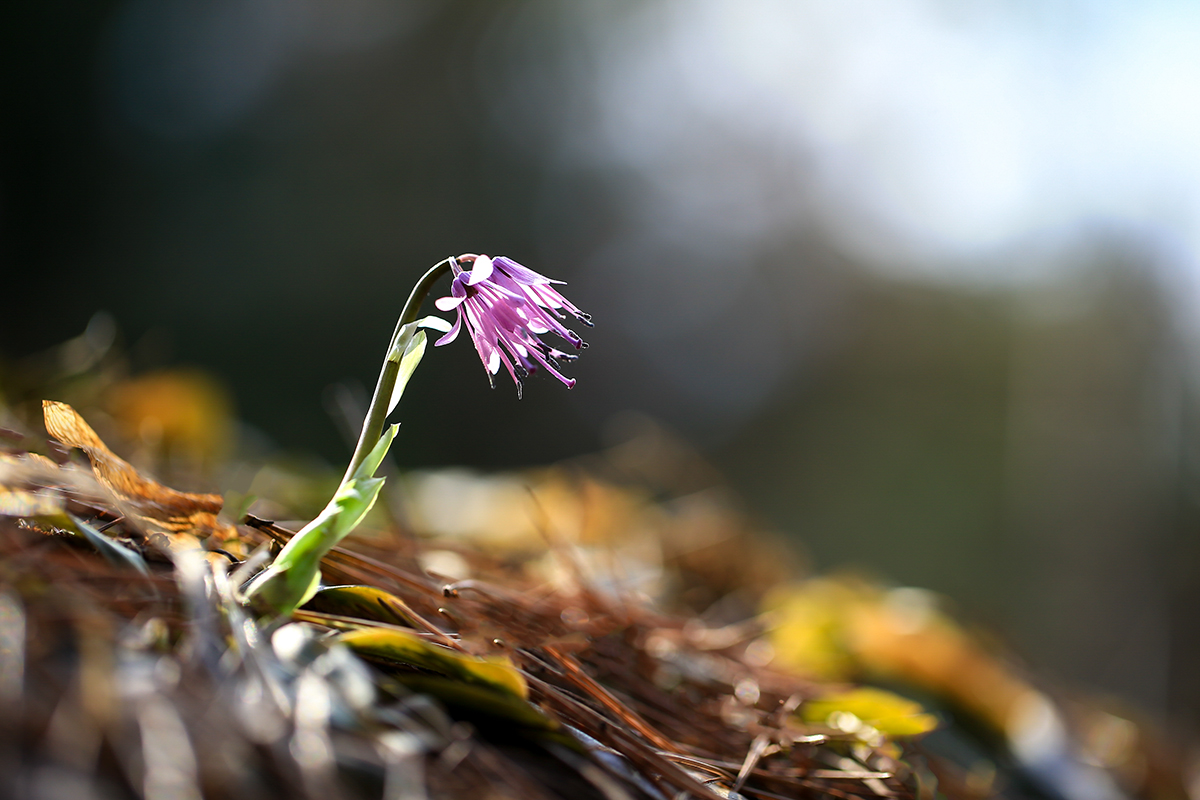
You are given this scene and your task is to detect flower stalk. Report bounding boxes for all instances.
[243,252,588,617]
[341,257,454,484]
[244,257,453,615]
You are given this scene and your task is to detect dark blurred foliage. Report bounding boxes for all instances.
[5,0,1200,757]
[4,0,600,470]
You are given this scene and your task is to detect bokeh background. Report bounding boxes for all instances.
[7,0,1200,737]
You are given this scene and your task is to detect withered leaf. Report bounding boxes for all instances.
[335,626,530,699]
[303,585,418,627]
[43,400,233,548]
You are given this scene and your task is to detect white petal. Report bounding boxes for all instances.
[417,315,454,332]
[435,296,467,311]
[467,255,494,285]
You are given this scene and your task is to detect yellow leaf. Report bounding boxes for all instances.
[763,579,866,680]
[336,627,528,700]
[392,675,555,730]
[800,687,938,737]
[304,585,417,627]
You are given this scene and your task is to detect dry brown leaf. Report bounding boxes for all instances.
[42,400,235,550]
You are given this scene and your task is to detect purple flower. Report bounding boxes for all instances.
[433,255,591,395]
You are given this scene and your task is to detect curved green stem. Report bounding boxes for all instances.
[340,257,454,484]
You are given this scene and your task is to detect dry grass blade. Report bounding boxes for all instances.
[733,732,771,793]
[523,672,730,800]
[540,645,678,753]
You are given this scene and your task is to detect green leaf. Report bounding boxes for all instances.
[387,329,427,416]
[274,426,397,575]
[353,423,398,483]
[242,559,323,613]
[244,423,399,616]
[331,476,386,540]
[336,627,529,700]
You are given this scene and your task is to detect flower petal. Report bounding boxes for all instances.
[417,315,454,332]
[467,255,494,285]
[493,256,556,285]
[436,256,585,395]
[434,313,462,346]
[435,295,467,311]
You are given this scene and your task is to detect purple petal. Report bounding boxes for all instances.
[435,256,585,395]
[434,312,462,346]
[493,256,559,285]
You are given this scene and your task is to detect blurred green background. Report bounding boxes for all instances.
[6,0,1200,738]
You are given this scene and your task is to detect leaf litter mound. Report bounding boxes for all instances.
[0,395,1186,800]
[0,398,931,800]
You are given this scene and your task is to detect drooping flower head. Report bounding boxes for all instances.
[433,255,592,396]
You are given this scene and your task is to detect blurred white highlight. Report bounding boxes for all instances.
[486,0,1200,434]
